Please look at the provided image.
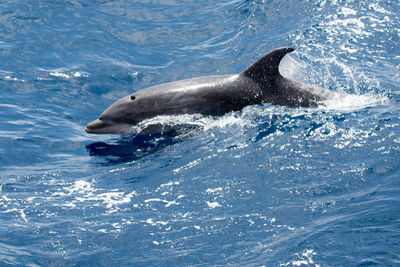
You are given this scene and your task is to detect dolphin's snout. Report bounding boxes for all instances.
[85,119,106,134]
[85,119,133,134]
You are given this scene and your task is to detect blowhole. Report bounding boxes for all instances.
[130,95,136,100]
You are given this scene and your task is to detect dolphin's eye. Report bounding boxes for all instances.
[130,95,136,100]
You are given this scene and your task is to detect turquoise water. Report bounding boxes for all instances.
[1,0,399,265]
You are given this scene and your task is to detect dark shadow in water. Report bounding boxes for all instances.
[86,133,180,165]
[85,126,200,165]
[253,114,295,142]
[253,113,316,142]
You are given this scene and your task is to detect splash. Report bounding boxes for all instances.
[129,110,257,136]
[321,91,388,111]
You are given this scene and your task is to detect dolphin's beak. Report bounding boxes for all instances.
[85,119,107,134]
[85,119,133,135]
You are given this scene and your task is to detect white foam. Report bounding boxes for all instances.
[340,7,357,17]
[49,71,89,79]
[321,91,388,111]
[280,249,319,266]
[206,187,223,193]
[52,180,137,211]
[144,195,184,207]
[128,109,254,136]
[207,201,221,208]
[3,208,28,222]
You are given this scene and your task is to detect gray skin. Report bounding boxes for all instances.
[86,47,331,135]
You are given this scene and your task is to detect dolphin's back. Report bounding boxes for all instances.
[129,74,262,117]
[99,74,261,125]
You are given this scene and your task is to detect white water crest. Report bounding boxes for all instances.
[321,91,388,111]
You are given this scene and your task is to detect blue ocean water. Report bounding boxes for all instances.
[1,0,399,265]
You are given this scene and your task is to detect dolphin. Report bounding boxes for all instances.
[85,47,331,135]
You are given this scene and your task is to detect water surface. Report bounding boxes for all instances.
[0,0,399,265]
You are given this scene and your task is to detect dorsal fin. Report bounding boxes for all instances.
[242,47,294,79]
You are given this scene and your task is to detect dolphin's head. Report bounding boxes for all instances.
[86,94,139,135]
